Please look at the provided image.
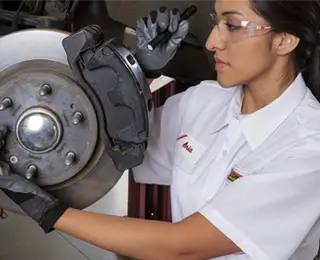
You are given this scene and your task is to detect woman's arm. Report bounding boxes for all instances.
[54,208,241,260]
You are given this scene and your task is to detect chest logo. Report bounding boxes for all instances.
[227,170,243,183]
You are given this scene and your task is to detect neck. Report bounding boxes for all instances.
[241,62,296,114]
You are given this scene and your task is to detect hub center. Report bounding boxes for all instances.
[16,107,62,154]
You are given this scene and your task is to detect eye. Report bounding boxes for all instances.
[225,23,242,31]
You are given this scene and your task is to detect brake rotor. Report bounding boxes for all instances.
[0,29,125,210]
[0,60,98,186]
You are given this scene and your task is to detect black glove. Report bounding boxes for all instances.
[0,126,7,150]
[0,127,68,233]
[135,6,190,78]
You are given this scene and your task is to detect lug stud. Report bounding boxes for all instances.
[25,165,37,180]
[65,152,76,166]
[0,98,12,111]
[38,84,51,96]
[72,112,83,125]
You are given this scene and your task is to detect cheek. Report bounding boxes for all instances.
[233,40,271,72]
[218,38,273,87]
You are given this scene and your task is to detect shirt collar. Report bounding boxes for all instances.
[239,73,307,150]
[211,86,242,134]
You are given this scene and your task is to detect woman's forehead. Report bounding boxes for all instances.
[214,0,262,20]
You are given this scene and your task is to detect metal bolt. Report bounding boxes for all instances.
[38,84,51,96]
[10,156,18,164]
[25,165,37,180]
[65,152,76,166]
[0,98,12,111]
[72,112,83,125]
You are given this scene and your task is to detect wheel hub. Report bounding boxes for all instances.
[0,59,99,186]
[16,107,63,154]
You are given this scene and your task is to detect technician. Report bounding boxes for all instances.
[1,0,320,259]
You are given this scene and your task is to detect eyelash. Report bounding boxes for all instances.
[224,23,242,31]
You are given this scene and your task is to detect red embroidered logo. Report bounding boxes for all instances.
[176,134,188,141]
[182,142,193,153]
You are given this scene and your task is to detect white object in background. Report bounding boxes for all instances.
[150,76,175,93]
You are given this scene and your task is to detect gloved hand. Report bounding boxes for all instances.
[0,126,7,150]
[135,6,190,79]
[0,126,68,233]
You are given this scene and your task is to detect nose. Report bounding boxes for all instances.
[205,27,225,51]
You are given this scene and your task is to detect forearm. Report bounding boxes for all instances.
[54,208,183,260]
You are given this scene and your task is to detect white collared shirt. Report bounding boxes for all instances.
[132,73,320,260]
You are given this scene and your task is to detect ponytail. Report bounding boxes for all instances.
[302,43,320,102]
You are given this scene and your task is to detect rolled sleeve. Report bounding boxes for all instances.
[132,91,185,185]
[198,151,320,260]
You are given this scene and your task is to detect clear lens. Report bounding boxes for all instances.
[208,12,271,43]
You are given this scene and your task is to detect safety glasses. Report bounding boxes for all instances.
[208,12,272,43]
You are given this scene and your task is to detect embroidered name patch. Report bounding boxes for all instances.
[175,132,206,164]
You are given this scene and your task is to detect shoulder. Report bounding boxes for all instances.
[172,80,238,118]
[285,89,320,152]
[293,89,320,132]
[183,80,237,102]
[275,87,320,143]
[237,89,320,173]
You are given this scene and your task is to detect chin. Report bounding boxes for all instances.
[217,73,243,89]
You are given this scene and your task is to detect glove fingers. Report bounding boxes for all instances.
[0,161,11,177]
[0,126,7,140]
[165,20,190,53]
[0,162,48,199]
[0,174,35,194]
[0,126,7,150]
[157,6,170,33]
[168,8,180,33]
[136,18,150,48]
[0,140,4,151]
[147,10,158,40]
[172,20,190,41]
[0,172,56,206]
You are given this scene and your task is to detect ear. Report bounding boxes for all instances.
[273,32,300,55]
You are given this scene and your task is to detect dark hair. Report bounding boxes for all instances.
[250,0,320,102]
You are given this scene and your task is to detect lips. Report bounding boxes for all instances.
[214,56,230,70]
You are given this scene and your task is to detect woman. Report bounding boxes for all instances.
[0,0,320,259]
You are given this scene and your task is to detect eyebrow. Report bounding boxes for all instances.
[221,10,244,16]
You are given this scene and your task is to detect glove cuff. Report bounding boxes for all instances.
[40,202,69,233]
[143,69,162,79]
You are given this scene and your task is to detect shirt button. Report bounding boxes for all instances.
[222,150,227,156]
[205,197,211,202]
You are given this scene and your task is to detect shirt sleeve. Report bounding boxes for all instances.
[132,91,185,185]
[198,149,320,260]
